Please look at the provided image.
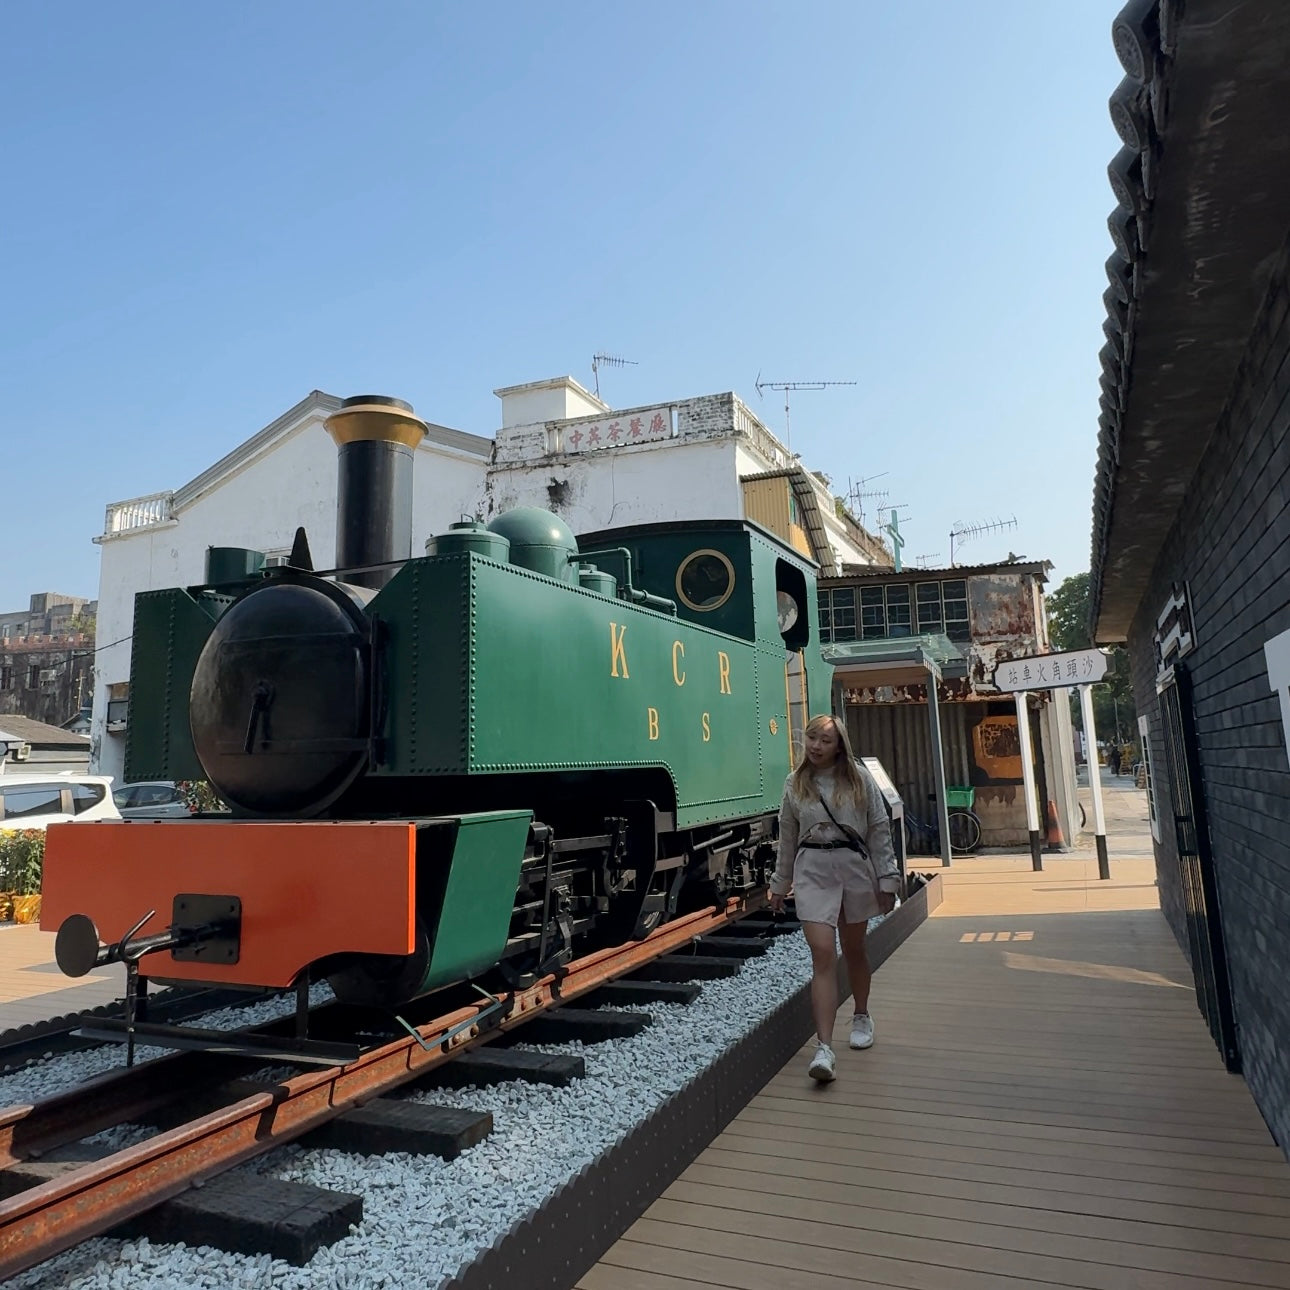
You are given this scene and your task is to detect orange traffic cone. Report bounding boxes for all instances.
[1045,799,1066,851]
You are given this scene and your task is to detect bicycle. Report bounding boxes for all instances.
[902,787,983,856]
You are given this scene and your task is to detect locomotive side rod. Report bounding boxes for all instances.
[0,894,763,1280]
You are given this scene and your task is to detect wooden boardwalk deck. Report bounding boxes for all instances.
[582,853,1290,1290]
[0,924,120,1031]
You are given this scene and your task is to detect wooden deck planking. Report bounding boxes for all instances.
[581,857,1290,1290]
[0,924,121,1031]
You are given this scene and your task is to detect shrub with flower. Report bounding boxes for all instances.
[175,780,230,814]
[0,829,44,921]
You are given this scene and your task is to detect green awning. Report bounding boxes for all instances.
[823,634,967,685]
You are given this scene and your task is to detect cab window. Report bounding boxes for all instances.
[676,550,735,612]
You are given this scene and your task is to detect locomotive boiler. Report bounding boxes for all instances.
[41,395,830,1050]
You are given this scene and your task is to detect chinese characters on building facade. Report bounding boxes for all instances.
[562,405,674,453]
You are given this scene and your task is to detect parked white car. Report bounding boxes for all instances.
[0,773,122,830]
[113,781,193,819]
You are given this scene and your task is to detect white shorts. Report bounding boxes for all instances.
[791,845,882,928]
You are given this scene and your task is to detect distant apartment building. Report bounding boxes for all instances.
[0,592,96,728]
[0,592,96,641]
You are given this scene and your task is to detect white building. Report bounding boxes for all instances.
[90,376,888,778]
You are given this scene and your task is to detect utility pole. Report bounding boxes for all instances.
[754,374,856,448]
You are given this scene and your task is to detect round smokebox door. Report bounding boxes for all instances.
[189,577,371,816]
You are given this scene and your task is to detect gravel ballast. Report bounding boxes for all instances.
[7,917,887,1290]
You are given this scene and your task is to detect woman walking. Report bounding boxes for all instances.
[769,714,900,1083]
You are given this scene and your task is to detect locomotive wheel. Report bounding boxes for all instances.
[325,917,433,1008]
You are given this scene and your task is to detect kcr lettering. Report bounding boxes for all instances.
[609,623,629,679]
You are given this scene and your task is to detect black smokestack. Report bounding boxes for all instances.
[323,395,428,589]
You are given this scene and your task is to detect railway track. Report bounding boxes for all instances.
[0,895,772,1280]
[0,984,287,1077]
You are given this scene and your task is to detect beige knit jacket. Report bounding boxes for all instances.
[770,763,901,899]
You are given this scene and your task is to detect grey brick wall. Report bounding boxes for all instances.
[1128,236,1290,1151]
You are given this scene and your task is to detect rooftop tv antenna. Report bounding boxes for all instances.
[949,516,1018,566]
[844,472,890,526]
[591,353,637,400]
[754,373,856,447]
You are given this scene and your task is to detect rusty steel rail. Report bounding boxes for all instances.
[0,896,759,1279]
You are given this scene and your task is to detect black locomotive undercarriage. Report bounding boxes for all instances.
[320,790,780,1008]
[497,805,778,986]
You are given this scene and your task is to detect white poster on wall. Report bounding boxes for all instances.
[1265,626,1290,764]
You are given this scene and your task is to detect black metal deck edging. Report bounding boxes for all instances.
[440,873,944,1290]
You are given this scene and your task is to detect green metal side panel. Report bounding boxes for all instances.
[125,590,222,782]
[419,809,532,992]
[374,525,827,828]
[466,559,767,826]
[370,557,471,773]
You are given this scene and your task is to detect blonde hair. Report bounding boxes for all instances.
[790,713,866,806]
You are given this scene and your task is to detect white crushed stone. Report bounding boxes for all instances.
[0,983,334,1108]
[8,913,892,1290]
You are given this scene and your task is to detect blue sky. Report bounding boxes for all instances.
[2,1,1124,611]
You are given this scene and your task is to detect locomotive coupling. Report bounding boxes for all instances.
[55,896,243,978]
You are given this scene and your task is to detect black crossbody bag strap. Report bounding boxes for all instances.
[816,791,870,862]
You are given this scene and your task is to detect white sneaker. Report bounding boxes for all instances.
[849,1013,874,1050]
[808,1042,836,1082]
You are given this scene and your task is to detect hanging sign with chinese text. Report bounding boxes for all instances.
[563,405,673,453]
[992,648,1111,692]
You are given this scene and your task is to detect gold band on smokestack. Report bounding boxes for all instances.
[324,396,429,589]
[324,396,429,449]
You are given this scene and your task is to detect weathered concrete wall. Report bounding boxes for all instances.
[0,641,94,729]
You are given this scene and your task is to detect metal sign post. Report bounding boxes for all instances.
[992,648,1114,880]
[1013,692,1043,872]
[1079,684,1110,880]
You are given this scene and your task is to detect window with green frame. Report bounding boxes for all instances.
[818,588,857,642]
[822,578,972,642]
[860,587,886,639]
[942,579,969,641]
[858,584,913,639]
[916,582,942,633]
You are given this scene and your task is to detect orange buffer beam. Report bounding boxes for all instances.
[40,820,417,988]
